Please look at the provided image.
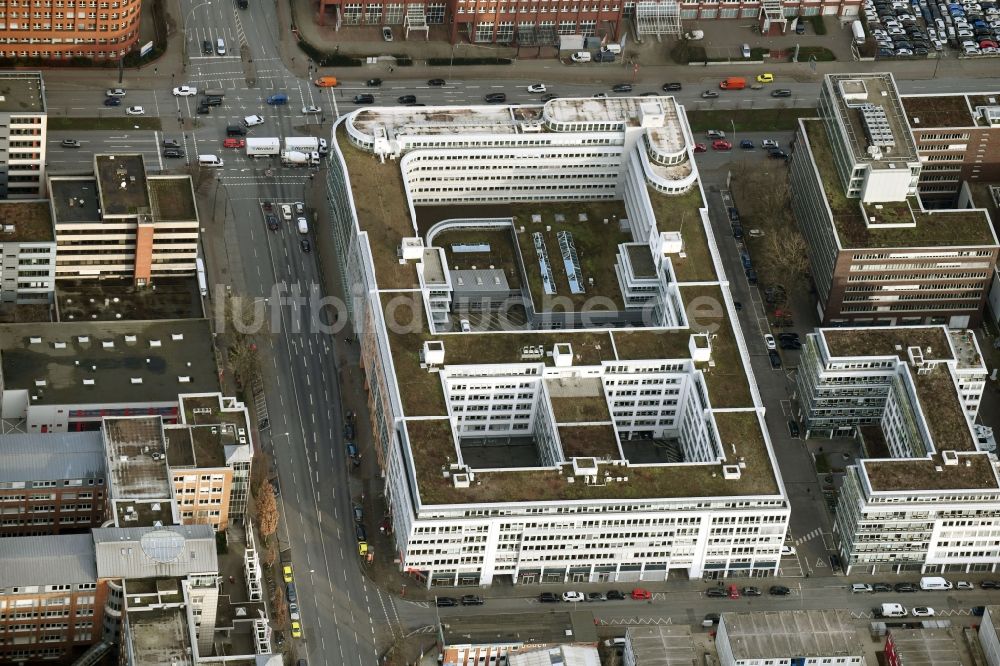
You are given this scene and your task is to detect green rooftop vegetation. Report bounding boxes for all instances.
[336,128,419,289]
[147,178,197,222]
[558,424,620,459]
[913,366,976,453]
[509,202,630,310]
[434,227,524,291]
[900,95,974,129]
[683,285,753,409]
[0,200,53,241]
[802,121,996,249]
[822,327,952,362]
[550,392,611,423]
[646,186,715,282]
[864,453,998,491]
[407,410,779,506]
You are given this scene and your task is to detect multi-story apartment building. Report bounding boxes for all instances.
[328,96,790,587]
[0,319,219,433]
[790,73,999,328]
[0,72,47,200]
[0,199,56,305]
[899,91,1000,207]
[47,154,200,285]
[0,533,107,663]
[0,0,141,61]
[165,393,253,531]
[796,326,1000,575]
[314,0,860,42]
[0,432,107,536]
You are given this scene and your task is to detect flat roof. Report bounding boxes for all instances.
[104,416,171,500]
[0,533,96,589]
[442,611,598,647]
[49,177,103,224]
[147,177,198,222]
[719,610,862,661]
[821,327,953,362]
[0,200,55,242]
[0,319,219,406]
[508,645,600,666]
[863,452,998,492]
[126,607,193,666]
[95,154,151,217]
[802,120,996,249]
[0,431,105,483]
[626,626,696,666]
[166,393,253,468]
[901,94,976,129]
[336,98,780,506]
[827,73,919,166]
[0,72,45,113]
[887,628,964,666]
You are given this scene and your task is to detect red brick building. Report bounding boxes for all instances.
[314,0,860,43]
[0,432,107,537]
[0,0,141,61]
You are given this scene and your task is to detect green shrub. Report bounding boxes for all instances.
[796,45,836,61]
[670,41,707,64]
[296,40,363,66]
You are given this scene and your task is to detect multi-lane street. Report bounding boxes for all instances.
[32,1,1000,657]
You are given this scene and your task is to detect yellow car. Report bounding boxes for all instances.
[291,621,302,638]
[282,565,293,583]
[756,73,774,84]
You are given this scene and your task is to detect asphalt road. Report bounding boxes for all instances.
[32,15,1000,659]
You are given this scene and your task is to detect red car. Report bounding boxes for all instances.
[693,143,707,153]
[223,138,246,149]
[712,140,733,151]
[728,584,741,599]
[631,588,652,600]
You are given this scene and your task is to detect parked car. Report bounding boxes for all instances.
[283,564,293,583]
[631,588,652,600]
[706,586,728,598]
[764,334,777,350]
[912,607,936,617]
[202,40,213,55]
[740,139,755,149]
[562,591,585,602]
[606,590,625,600]
[712,140,733,151]
[539,592,560,603]
[895,582,919,592]
[586,592,607,602]
[693,143,707,153]
[366,78,382,87]
[768,350,782,368]
[769,585,790,596]
[461,595,485,606]
[742,586,761,596]
[781,545,796,556]
[436,597,457,607]
[382,25,393,41]
[980,580,999,589]
[873,583,894,593]
[163,148,184,158]
[956,581,975,589]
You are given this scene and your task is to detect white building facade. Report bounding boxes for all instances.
[329,97,789,587]
[0,72,47,200]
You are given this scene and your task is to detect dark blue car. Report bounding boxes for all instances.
[104,97,122,106]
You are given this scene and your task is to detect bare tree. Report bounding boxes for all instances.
[270,583,288,629]
[229,338,261,389]
[257,481,279,540]
[262,539,278,569]
[758,230,810,282]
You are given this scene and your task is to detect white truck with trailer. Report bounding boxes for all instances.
[284,136,320,153]
[246,137,280,157]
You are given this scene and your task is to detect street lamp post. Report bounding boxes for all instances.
[731,118,737,150]
[181,1,212,69]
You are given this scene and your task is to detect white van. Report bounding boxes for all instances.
[571,51,592,63]
[216,37,226,55]
[851,583,873,593]
[602,43,622,54]
[198,154,224,167]
[879,603,907,618]
[919,576,952,591]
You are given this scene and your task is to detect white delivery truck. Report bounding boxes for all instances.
[196,257,208,297]
[919,577,952,590]
[570,51,592,63]
[852,20,866,44]
[246,137,280,157]
[284,136,320,153]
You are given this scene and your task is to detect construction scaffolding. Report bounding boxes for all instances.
[635,0,681,36]
[761,0,788,33]
[404,3,429,39]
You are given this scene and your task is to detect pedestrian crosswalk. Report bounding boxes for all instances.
[794,527,823,546]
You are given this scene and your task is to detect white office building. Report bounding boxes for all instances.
[0,199,55,305]
[0,72,47,200]
[327,97,789,587]
[795,326,1000,574]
